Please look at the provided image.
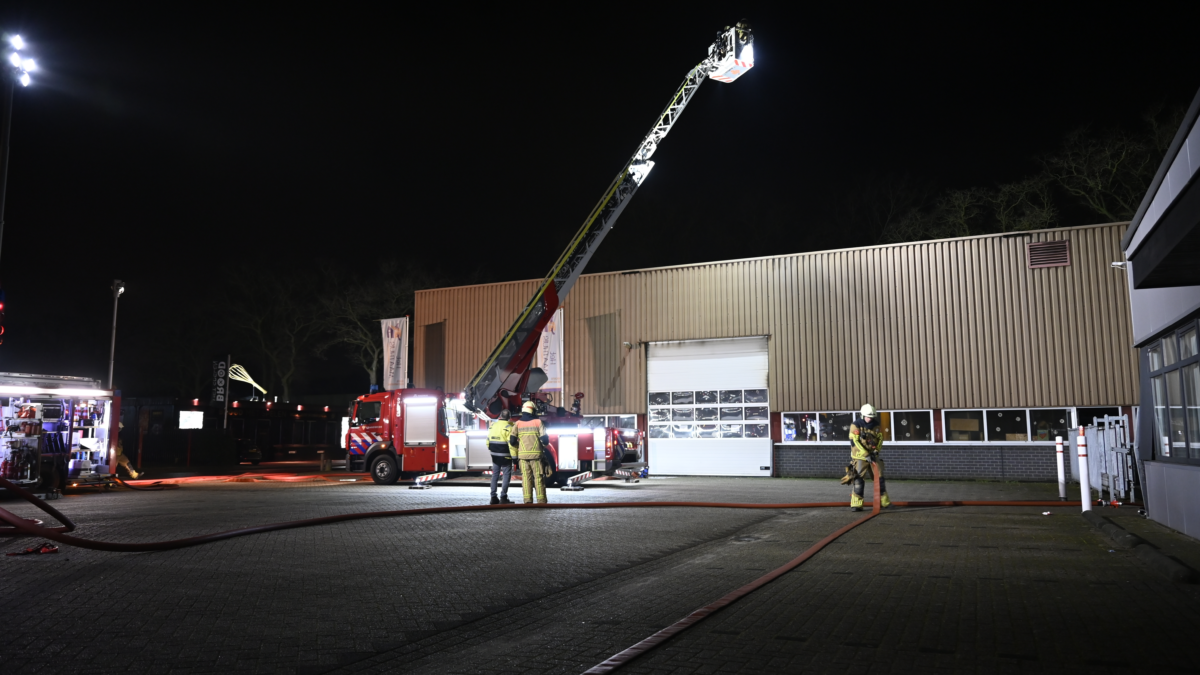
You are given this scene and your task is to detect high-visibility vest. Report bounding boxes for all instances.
[487,420,514,444]
[850,418,883,461]
[511,418,547,459]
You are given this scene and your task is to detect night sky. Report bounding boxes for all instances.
[0,3,1195,395]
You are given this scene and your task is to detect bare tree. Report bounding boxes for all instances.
[226,271,323,402]
[315,263,430,388]
[990,175,1057,232]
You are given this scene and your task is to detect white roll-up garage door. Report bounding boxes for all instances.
[647,336,771,476]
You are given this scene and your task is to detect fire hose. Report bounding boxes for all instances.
[0,474,1091,671]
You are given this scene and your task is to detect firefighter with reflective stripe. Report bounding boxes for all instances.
[847,404,891,511]
[509,400,549,504]
[487,409,516,505]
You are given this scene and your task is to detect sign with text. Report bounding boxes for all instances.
[381,317,409,391]
[534,309,563,392]
[211,357,229,405]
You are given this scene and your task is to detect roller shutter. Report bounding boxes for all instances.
[646,337,771,476]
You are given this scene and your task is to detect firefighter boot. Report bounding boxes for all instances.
[881,493,892,508]
[850,492,864,511]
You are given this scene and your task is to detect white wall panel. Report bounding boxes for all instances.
[649,439,772,476]
[647,337,768,391]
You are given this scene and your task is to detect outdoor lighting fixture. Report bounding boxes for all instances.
[5,34,34,87]
[0,385,112,397]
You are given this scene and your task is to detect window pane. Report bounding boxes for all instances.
[744,423,769,438]
[819,412,854,442]
[694,407,718,421]
[987,410,1028,442]
[1182,329,1198,360]
[719,390,743,404]
[744,389,769,403]
[1184,363,1200,459]
[744,406,769,421]
[1029,409,1071,442]
[672,391,694,405]
[945,410,984,442]
[648,392,670,406]
[719,406,743,421]
[720,424,742,438]
[1148,344,1163,371]
[1164,336,1178,366]
[1076,407,1120,426]
[1152,375,1170,458]
[671,408,694,421]
[1167,370,1187,450]
[671,424,693,438]
[878,412,892,442]
[649,409,670,423]
[696,424,719,438]
[892,411,932,442]
[695,391,718,404]
[649,425,669,438]
[782,413,818,442]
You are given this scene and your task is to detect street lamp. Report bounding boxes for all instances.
[0,33,34,266]
[107,280,125,390]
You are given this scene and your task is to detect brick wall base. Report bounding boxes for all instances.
[774,444,1059,482]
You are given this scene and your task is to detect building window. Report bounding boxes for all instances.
[819,412,855,442]
[945,410,984,442]
[1145,320,1200,463]
[782,413,818,442]
[649,389,769,440]
[583,415,637,430]
[890,410,933,442]
[987,409,1029,442]
[1029,409,1072,442]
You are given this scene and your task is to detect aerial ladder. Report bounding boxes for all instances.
[463,21,755,417]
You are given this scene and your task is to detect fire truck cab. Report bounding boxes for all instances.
[345,388,448,484]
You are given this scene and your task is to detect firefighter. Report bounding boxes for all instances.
[847,404,890,511]
[487,409,516,505]
[113,422,142,480]
[509,400,549,504]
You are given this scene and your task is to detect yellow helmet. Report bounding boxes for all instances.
[521,401,537,414]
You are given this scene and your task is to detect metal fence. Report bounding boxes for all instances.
[1072,415,1138,504]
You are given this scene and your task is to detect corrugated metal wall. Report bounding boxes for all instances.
[414,223,1138,415]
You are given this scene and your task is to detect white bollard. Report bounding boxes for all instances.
[1055,435,1067,501]
[1077,426,1091,511]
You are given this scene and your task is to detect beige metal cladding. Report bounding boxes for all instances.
[414,222,1138,415]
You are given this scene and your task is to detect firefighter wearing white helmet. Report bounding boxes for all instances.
[846,403,891,511]
[508,400,550,504]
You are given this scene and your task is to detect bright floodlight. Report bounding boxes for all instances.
[9,35,24,50]
[22,58,35,71]
[7,52,18,67]
[741,42,754,63]
[19,72,30,87]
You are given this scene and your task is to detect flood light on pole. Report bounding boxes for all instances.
[4,34,34,87]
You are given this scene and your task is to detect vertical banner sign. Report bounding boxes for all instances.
[535,309,563,392]
[211,354,231,429]
[381,317,409,391]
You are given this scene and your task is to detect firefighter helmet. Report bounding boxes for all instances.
[521,401,537,414]
[860,404,877,419]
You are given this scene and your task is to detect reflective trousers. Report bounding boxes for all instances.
[519,458,547,504]
[489,457,512,498]
[850,458,890,508]
[115,452,139,479]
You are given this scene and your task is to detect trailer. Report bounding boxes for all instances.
[0,373,120,495]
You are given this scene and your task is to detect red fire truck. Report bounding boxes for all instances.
[344,389,635,486]
[344,22,751,485]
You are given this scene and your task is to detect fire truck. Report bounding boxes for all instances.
[345,22,754,485]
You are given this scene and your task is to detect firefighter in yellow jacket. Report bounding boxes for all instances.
[848,404,891,511]
[487,410,516,505]
[509,400,549,504]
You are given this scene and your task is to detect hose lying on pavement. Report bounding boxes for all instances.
[1,475,1093,672]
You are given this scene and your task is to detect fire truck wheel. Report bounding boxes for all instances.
[370,455,399,485]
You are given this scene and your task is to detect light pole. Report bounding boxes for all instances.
[107,280,124,389]
[0,34,35,266]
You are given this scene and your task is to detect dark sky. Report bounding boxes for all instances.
[0,3,1196,394]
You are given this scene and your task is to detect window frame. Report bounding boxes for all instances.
[886,409,936,444]
[1145,319,1200,464]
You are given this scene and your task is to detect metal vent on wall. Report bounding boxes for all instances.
[1027,240,1070,268]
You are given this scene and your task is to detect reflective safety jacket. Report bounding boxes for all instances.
[509,417,549,460]
[487,420,515,457]
[849,416,884,461]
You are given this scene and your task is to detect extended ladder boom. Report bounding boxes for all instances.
[464,22,755,415]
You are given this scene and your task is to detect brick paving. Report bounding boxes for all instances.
[1,476,1196,674]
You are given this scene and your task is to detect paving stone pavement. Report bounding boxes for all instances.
[1,476,1195,674]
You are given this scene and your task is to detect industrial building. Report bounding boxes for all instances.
[415,221,1137,481]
